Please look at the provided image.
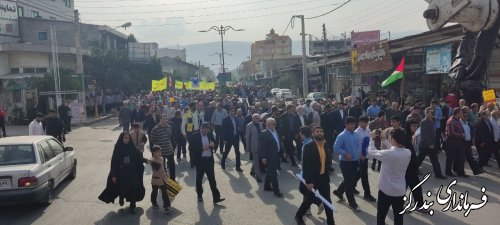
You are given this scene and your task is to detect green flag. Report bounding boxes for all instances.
[381,57,405,88]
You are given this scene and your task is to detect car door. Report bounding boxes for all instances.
[39,140,63,185]
[47,138,70,179]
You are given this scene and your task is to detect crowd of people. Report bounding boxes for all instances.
[97,86,500,225]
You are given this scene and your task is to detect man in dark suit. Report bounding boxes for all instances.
[279,105,298,166]
[260,118,285,198]
[294,106,310,161]
[221,107,243,171]
[332,102,348,143]
[295,126,335,225]
[189,122,225,204]
[474,110,496,172]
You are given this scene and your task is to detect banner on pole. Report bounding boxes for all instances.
[151,78,167,92]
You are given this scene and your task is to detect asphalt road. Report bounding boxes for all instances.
[1,117,499,225]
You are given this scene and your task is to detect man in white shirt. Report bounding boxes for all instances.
[368,128,411,225]
[29,114,45,136]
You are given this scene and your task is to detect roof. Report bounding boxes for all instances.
[0,136,52,145]
[0,74,45,80]
[159,56,198,69]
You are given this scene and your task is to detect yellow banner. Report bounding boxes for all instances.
[173,80,215,90]
[483,89,496,103]
[151,78,167,92]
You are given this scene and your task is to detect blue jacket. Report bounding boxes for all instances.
[333,129,360,161]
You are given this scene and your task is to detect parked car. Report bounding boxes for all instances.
[307,92,326,101]
[271,88,281,96]
[0,136,76,206]
[277,89,293,100]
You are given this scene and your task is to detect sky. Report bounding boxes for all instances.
[75,0,432,48]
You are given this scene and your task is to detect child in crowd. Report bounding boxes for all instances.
[371,129,383,171]
[150,145,172,213]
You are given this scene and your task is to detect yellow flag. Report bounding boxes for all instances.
[175,81,183,90]
[152,78,167,92]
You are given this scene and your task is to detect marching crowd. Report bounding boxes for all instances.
[97,86,500,225]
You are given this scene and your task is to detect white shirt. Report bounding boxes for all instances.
[368,139,411,197]
[29,120,45,136]
[299,115,305,126]
[201,134,212,157]
[354,126,371,154]
[268,129,280,152]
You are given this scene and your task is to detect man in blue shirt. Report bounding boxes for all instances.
[333,116,362,212]
[431,100,443,148]
[366,99,381,120]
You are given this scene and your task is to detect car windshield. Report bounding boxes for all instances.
[0,145,36,166]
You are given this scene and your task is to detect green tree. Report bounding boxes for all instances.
[30,68,81,94]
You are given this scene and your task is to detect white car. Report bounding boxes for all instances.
[271,88,281,96]
[307,92,326,101]
[277,89,293,99]
[0,136,76,206]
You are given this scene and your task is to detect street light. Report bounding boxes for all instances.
[199,25,244,78]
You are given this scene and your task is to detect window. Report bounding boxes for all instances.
[39,141,55,162]
[17,6,24,17]
[36,68,48,74]
[0,145,36,166]
[47,139,64,156]
[10,68,19,74]
[38,32,48,41]
[31,11,39,18]
[23,68,35,73]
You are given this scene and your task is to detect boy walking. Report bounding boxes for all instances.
[150,145,172,213]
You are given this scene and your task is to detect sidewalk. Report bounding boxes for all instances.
[2,114,115,137]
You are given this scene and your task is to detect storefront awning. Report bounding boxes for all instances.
[0,73,45,80]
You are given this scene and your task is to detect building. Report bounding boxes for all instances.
[17,0,74,22]
[157,48,186,61]
[128,42,159,63]
[309,37,351,56]
[159,56,198,81]
[0,15,127,121]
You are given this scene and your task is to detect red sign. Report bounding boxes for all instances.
[351,41,393,74]
[351,30,380,48]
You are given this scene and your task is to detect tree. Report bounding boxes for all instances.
[30,68,81,94]
[127,34,138,43]
[84,41,162,93]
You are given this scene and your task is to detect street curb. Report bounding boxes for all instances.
[81,114,116,126]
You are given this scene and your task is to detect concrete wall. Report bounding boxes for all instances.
[0,53,9,75]
[17,0,74,22]
[10,52,49,68]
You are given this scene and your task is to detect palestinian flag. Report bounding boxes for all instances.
[381,57,405,88]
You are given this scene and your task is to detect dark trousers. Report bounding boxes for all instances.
[64,116,72,132]
[187,131,195,167]
[175,137,187,159]
[337,160,359,207]
[214,125,224,152]
[264,159,280,194]
[417,146,444,177]
[0,122,5,137]
[295,138,303,162]
[377,190,404,225]
[325,135,334,169]
[464,141,479,173]
[283,136,296,165]
[435,127,442,149]
[477,146,492,169]
[239,133,247,151]
[445,139,466,175]
[163,154,176,180]
[371,158,382,171]
[354,158,371,196]
[122,122,130,132]
[405,168,424,208]
[296,174,335,225]
[151,184,171,208]
[196,157,221,200]
[221,137,241,168]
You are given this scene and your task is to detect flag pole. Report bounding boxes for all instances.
[400,72,404,105]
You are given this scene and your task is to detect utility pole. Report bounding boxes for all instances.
[50,23,62,107]
[323,23,329,94]
[295,15,308,97]
[75,10,86,122]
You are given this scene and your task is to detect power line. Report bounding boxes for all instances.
[81,0,328,15]
[77,0,267,9]
[305,0,353,19]
[76,0,223,3]
[83,0,333,22]
[87,2,341,27]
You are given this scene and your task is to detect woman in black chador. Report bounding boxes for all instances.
[99,132,146,213]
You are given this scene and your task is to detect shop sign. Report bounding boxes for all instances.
[0,0,19,36]
[426,43,452,74]
[351,30,380,48]
[351,41,393,73]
